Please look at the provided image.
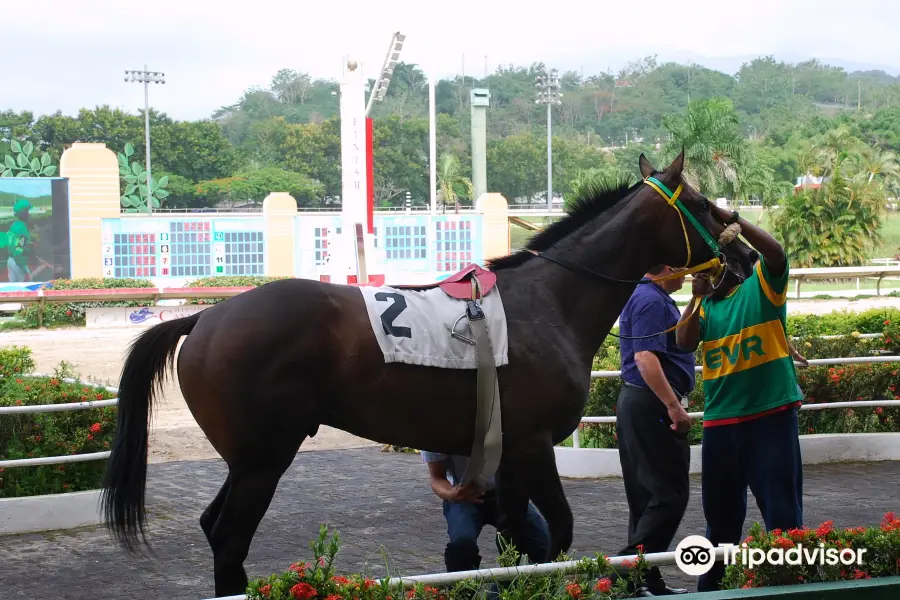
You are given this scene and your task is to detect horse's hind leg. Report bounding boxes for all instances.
[207,451,298,597]
[200,474,230,544]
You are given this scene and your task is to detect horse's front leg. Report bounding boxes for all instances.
[497,435,574,563]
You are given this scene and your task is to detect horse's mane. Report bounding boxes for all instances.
[486,173,642,270]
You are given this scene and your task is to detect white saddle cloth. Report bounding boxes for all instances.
[357,285,509,369]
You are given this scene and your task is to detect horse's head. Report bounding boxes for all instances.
[636,150,757,293]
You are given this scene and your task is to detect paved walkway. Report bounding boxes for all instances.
[1,449,898,600]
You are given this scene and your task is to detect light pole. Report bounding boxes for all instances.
[535,69,562,210]
[125,65,165,214]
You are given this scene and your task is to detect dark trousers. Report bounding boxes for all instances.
[698,405,804,592]
[616,384,691,562]
[442,490,550,572]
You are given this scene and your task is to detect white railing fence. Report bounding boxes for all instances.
[0,374,118,469]
[569,355,900,448]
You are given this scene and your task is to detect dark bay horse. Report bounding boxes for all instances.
[101,151,758,597]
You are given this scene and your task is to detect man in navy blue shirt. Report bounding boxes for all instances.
[613,264,695,596]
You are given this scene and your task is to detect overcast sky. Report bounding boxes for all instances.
[2,0,897,122]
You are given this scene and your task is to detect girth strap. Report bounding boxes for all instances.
[458,278,503,488]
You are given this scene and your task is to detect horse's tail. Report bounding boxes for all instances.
[101,312,201,551]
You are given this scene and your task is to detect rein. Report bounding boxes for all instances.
[528,175,738,341]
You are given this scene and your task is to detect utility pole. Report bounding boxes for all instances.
[125,66,165,214]
[535,68,562,210]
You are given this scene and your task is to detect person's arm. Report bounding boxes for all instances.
[788,340,809,367]
[424,455,483,503]
[676,279,709,352]
[627,296,692,431]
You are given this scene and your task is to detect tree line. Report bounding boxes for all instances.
[2,54,900,264]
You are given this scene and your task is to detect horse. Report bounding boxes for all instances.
[100,151,759,597]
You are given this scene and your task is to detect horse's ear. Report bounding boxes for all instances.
[638,153,655,178]
[666,148,685,176]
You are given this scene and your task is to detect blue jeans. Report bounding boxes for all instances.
[698,406,803,592]
[442,491,550,572]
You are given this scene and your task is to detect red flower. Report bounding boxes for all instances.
[291,582,317,600]
[636,544,644,555]
[854,570,870,579]
[290,560,307,577]
[362,579,376,589]
[771,528,782,536]
[260,585,272,597]
[594,578,612,593]
[877,407,884,414]
[406,591,416,599]
[816,521,834,537]
[90,423,102,433]
[565,582,582,599]
[773,537,794,549]
[621,559,636,569]
[325,596,342,600]
[332,576,351,586]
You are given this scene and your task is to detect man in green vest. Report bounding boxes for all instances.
[6,199,33,282]
[676,205,805,592]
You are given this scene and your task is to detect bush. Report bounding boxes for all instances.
[575,324,900,449]
[0,346,117,498]
[247,525,643,600]
[15,277,155,328]
[720,513,900,589]
[183,275,291,305]
[246,521,900,599]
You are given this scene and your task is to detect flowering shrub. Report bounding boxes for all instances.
[246,525,644,600]
[249,520,900,600]
[720,513,900,589]
[15,277,154,328]
[0,346,117,498]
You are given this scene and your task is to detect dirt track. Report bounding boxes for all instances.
[3,295,900,464]
[0,326,379,464]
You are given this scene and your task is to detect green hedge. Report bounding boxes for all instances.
[0,346,117,498]
[243,518,900,599]
[13,277,155,328]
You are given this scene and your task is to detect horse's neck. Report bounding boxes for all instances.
[499,205,660,362]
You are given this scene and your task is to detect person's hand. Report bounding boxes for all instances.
[710,204,734,224]
[446,481,485,504]
[667,402,692,434]
[790,347,809,368]
[691,272,713,297]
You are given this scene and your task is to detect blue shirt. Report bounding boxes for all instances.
[618,279,696,396]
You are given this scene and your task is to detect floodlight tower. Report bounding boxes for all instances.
[125,66,165,214]
[535,69,562,210]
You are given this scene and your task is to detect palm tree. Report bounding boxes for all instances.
[660,97,748,197]
[436,154,474,214]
